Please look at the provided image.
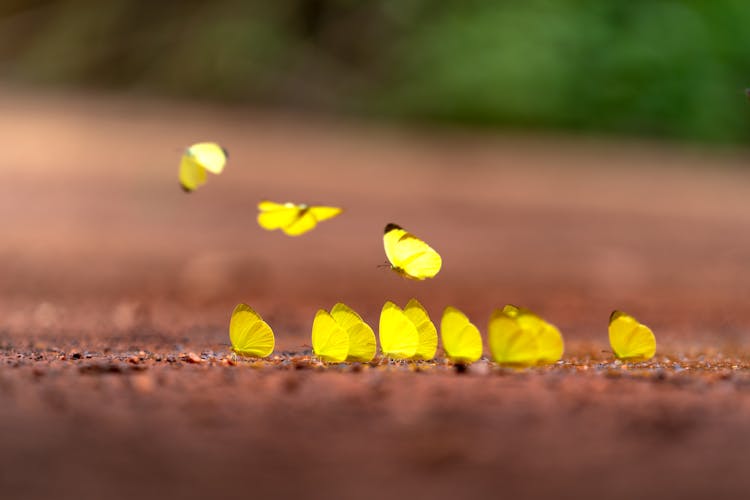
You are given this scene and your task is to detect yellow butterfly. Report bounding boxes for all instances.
[488,305,563,366]
[257,201,342,236]
[441,306,483,364]
[383,223,441,280]
[229,303,274,358]
[179,142,227,192]
[488,307,538,366]
[331,303,377,363]
[608,310,656,361]
[312,303,376,363]
[507,305,564,364]
[311,310,349,363]
[379,299,437,360]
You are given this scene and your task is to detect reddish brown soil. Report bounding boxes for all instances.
[3,88,750,499]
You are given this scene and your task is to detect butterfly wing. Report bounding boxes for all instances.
[403,298,437,360]
[344,322,377,362]
[383,224,442,280]
[383,225,409,267]
[281,211,319,236]
[330,302,364,329]
[309,206,343,223]
[179,156,207,192]
[312,309,349,363]
[280,205,342,235]
[516,311,563,364]
[257,201,303,231]
[331,303,376,362]
[379,301,419,359]
[488,309,539,366]
[188,142,227,174]
[536,320,564,364]
[441,306,483,364]
[609,311,656,361]
[229,303,275,358]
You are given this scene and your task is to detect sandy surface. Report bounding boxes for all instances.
[2,88,750,499]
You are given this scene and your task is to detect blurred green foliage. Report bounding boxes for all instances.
[1,0,750,143]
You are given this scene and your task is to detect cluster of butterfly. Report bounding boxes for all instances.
[230,301,657,365]
[180,142,441,278]
[180,142,657,365]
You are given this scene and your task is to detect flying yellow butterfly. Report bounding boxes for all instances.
[608,310,656,361]
[257,201,342,236]
[312,303,376,363]
[488,305,564,366]
[229,303,275,358]
[379,299,437,360]
[441,306,483,364]
[179,142,227,192]
[383,223,441,280]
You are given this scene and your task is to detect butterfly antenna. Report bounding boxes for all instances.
[376,262,391,269]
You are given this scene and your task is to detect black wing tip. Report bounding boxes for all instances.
[609,310,623,322]
[221,146,229,159]
[384,223,402,234]
[180,182,193,193]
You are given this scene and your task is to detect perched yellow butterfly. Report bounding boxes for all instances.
[441,306,483,364]
[379,301,418,359]
[488,305,563,366]
[506,305,564,364]
[229,303,274,358]
[179,142,227,192]
[379,299,437,360]
[383,223,441,280]
[488,307,538,366]
[404,299,438,360]
[331,303,377,362]
[312,303,376,363]
[257,201,342,236]
[311,309,349,363]
[608,310,656,361]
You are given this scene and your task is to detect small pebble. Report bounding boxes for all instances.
[183,352,204,364]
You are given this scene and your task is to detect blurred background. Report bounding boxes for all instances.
[2,0,750,143]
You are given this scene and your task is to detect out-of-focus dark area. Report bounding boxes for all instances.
[2,0,750,143]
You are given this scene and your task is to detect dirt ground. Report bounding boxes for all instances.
[3,87,750,499]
